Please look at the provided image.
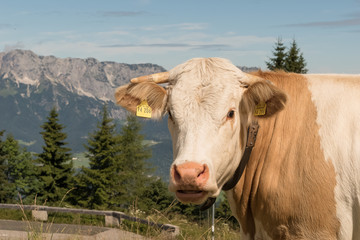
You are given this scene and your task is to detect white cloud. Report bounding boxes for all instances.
[177,23,208,30]
[141,22,207,31]
[96,30,131,37]
[99,11,147,17]
[42,31,76,36]
[212,35,275,47]
[4,42,25,52]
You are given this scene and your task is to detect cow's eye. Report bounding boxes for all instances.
[227,110,235,119]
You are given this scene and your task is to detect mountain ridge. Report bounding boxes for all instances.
[0,49,166,103]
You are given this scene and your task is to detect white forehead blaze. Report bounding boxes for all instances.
[169,82,240,124]
[167,58,247,124]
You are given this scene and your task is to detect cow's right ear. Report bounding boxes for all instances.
[114,82,168,119]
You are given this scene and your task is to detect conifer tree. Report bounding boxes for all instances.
[4,134,40,203]
[74,109,153,210]
[266,37,287,71]
[116,114,152,206]
[75,105,121,209]
[285,39,308,73]
[36,107,74,204]
[137,178,174,213]
[0,131,12,202]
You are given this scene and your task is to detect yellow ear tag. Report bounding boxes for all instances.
[136,100,152,118]
[254,102,267,116]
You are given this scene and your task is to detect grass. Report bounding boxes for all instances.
[119,212,240,239]
[175,218,239,240]
[1,208,240,239]
[1,195,240,239]
[48,212,104,226]
[0,208,32,220]
[17,139,37,147]
[0,209,240,239]
[142,139,161,147]
[71,152,90,168]
[0,87,17,97]
[119,201,240,240]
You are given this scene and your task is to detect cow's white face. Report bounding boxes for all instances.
[115,57,287,205]
[166,62,249,204]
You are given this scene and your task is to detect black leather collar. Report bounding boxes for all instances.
[200,121,259,211]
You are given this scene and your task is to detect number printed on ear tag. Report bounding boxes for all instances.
[136,100,152,118]
[254,102,267,116]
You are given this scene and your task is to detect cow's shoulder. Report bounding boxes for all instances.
[232,71,342,239]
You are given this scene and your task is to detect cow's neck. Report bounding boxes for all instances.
[200,120,259,211]
[228,73,339,239]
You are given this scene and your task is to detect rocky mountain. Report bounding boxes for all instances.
[0,49,172,178]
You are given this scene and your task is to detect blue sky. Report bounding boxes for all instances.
[1,0,359,73]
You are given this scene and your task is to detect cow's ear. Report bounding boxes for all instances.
[115,82,168,119]
[242,80,287,118]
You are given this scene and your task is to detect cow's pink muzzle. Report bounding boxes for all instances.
[170,162,210,204]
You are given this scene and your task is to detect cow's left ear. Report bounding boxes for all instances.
[115,82,168,119]
[241,80,287,118]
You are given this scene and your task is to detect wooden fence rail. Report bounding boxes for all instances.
[0,203,179,236]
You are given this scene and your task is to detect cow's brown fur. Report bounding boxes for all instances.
[231,71,340,239]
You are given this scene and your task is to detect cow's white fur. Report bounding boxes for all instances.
[167,58,249,199]
[307,74,360,239]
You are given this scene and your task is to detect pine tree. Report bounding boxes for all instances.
[285,39,308,73]
[0,131,12,202]
[266,37,287,71]
[74,105,121,209]
[116,114,152,206]
[4,134,40,203]
[36,107,74,204]
[73,110,153,210]
[137,178,174,213]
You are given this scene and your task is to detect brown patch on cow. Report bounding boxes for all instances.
[115,82,167,118]
[232,71,340,239]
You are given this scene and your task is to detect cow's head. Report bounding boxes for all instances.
[115,58,287,204]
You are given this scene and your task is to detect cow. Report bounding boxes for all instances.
[114,57,360,240]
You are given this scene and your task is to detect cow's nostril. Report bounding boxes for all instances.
[173,165,181,182]
[197,165,206,178]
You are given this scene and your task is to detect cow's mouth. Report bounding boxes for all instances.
[176,190,208,203]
